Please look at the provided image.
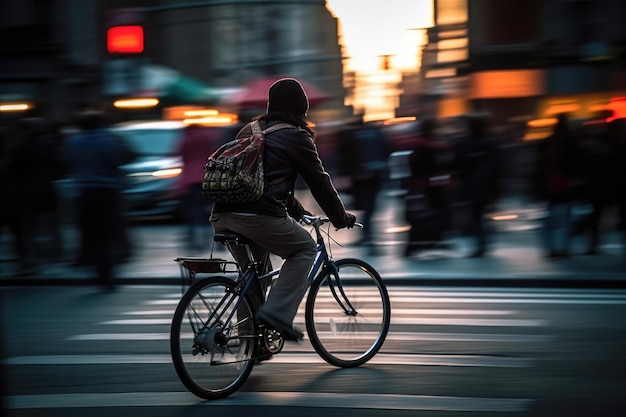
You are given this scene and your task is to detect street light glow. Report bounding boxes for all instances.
[114,98,159,108]
[0,103,31,112]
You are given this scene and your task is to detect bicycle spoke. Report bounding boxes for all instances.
[170,277,256,399]
[306,259,390,368]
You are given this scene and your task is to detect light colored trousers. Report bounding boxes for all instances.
[209,212,316,326]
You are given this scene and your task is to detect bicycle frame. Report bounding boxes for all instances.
[222,216,357,328]
[170,214,388,399]
[210,216,360,332]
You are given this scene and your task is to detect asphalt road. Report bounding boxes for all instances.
[2,285,626,416]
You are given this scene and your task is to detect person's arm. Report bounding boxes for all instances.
[293,132,354,228]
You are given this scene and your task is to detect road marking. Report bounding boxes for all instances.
[370,296,626,305]
[6,391,532,412]
[4,353,532,368]
[68,333,168,340]
[150,292,626,306]
[385,332,553,342]
[67,331,552,343]
[100,317,545,327]
[389,317,546,326]
[162,288,626,299]
[124,308,516,316]
[389,288,626,298]
[381,288,626,299]
[123,310,174,315]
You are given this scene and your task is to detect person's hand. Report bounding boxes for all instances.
[342,213,357,229]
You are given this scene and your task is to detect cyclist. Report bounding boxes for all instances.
[210,78,356,341]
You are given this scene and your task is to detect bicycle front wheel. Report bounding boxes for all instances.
[305,258,391,368]
[170,276,256,400]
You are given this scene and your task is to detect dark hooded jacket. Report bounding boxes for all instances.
[212,116,352,229]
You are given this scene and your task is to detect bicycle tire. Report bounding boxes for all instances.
[170,276,257,400]
[305,258,391,368]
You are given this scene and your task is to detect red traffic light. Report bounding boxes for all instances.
[107,25,144,54]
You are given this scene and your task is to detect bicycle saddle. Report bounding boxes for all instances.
[214,233,250,245]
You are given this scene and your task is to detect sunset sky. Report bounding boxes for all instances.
[327,0,433,72]
[326,0,434,120]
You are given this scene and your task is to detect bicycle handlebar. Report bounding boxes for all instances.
[301,214,363,229]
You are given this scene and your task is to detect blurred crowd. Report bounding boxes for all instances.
[1,110,626,286]
[0,117,67,277]
[0,109,234,287]
[323,111,626,263]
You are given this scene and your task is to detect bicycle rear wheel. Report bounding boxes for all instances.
[305,258,391,368]
[170,276,256,400]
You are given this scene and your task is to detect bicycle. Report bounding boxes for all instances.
[170,214,391,400]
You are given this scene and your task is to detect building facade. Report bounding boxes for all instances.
[0,0,348,124]
[410,0,626,128]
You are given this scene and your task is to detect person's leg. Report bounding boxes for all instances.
[85,188,117,289]
[210,212,315,331]
[563,201,573,256]
[586,201,603,254]
[470,201,487,257]
[543,201,556,256]
[358,179,382,245]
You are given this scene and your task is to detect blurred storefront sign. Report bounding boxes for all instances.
[469,69,546,99]
[103,63,224,105]
[162,106,237,126]
[437,97,469,118]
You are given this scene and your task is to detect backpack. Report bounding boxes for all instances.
[202,120,294,203]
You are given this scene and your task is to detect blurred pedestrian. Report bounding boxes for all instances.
[605,118,626,264]
[63,109,135,290]
[5,118,63,275]
[404,117,454,257]
[338,117,392,250]
[0,125,21,273]
[577,117,621,255]
[535,113,580,258]
[453,113,502,257]
[175,123,223,253]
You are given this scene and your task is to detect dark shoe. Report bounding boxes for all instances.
[256,310,303,342]
[255,345,274,364]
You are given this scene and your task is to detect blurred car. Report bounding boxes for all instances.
[111,120,186,219]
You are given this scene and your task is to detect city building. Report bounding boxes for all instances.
[405,0,626,134]
[0,0,350,124]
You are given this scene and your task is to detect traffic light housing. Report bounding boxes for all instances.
[107,25,144,54]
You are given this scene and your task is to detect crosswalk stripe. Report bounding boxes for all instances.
[149,296,626,306]
[100,317,545,327]
[161,289,626,300]
[4,353,534,368]
[66,331,551,342]
[124,308,516,316]
[6,391,533,412]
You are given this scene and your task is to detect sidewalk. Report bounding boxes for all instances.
[1,192,625,288]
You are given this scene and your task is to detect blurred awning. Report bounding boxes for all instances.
[221,76,331,109]
[137,65,226,105]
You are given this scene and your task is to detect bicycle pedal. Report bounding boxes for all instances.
[262,326,284,354]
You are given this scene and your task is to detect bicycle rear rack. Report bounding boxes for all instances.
[175,257,239,290]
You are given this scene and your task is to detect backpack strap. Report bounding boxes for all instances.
[262,123,297,135]
[251,119,263,136]
[260,123,296,187]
